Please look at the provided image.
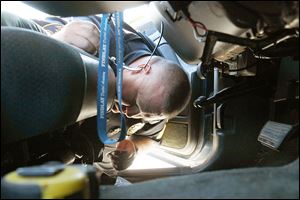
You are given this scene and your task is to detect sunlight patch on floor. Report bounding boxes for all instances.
[128,152,176,170]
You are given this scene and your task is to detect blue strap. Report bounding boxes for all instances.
[97,13,127,144]
[115,12,127,142]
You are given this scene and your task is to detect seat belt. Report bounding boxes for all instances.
[97,12,127,144]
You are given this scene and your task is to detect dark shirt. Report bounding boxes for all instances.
[38,15,153,66]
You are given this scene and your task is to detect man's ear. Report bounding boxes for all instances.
[130,69,143,75]
[140,63,151,74]
[125,64,151,76]
[131,64,151,74]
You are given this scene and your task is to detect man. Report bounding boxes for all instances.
[109,54,191,170]
[2,11,191,170]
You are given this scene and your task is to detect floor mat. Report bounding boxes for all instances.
[100,158,299,199]
[160,122,188,149]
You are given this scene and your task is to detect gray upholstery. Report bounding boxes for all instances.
[100,158,299,199]
[1,27,85,144]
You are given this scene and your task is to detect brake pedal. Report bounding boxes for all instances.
[258,121,294,150]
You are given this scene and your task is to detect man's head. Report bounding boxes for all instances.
[113,56,191,123]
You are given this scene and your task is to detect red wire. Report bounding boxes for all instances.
[194,22,207,30]
[188,16,207,36]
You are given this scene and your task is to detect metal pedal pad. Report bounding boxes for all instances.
[258,121,293,150]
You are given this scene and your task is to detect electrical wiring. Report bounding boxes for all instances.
[187,16,208,42]
[120,21,164,72]
[158,42,168,47]
[144,21,164,67]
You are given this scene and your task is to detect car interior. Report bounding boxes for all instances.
[1,1,299,199]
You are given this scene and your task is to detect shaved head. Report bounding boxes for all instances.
[136,56,191,119]
[119,56,191,121]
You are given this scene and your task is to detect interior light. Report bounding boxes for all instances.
[1,1,50,20]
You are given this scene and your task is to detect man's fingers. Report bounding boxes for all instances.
[78,21,100,42]
[75,32,98,54]
[75,26,100,52]
[110,152,136,171]
[51,20,100,54]
[78,21,100,33]
[109,149,136,170]
[69,33,96,53]
[109,150,130,159]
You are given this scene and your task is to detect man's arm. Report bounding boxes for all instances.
[1,11,48,34]
[1,11,100,55]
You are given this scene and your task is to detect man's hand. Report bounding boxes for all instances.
[109,140,137,171]
[51,21,100,54]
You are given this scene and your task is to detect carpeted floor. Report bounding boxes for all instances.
[99,158,299,199]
